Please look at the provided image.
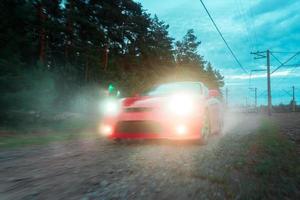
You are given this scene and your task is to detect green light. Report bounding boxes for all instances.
[108,84,115,93]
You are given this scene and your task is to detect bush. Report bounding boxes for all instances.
[0,65,57,111]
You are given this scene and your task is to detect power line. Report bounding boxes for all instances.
[281,89,292,97]
[271,64,300,90]
[246,1,259,51]
[284,64,300,67]
[235,0,255,52]
[259,65,298,104]
[198,0,248,74]
[257,64,300,99]
[258,89,267,98]
[271,52,300,74]
[271,51,300,54]
[270,52,283,65]
[254,51,300,101]
[248,69,266,88]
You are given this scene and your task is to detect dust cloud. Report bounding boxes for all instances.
[222,111,262,136]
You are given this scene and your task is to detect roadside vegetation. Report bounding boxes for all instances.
[189,117,299,199]
[0,0,223,121]
[0,112,99,149]
[0,1,225,139]
[243,120,299,198]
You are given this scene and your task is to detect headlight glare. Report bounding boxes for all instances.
[100,99,121,116]
[167,94,195,116]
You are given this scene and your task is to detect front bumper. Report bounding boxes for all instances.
[101,108,205,140]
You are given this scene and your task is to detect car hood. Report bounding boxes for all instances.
[122,96,166,108]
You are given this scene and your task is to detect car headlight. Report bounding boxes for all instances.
[100,99,121,116]
[167,93,195,116]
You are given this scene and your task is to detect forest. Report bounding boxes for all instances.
[0,0,224,113]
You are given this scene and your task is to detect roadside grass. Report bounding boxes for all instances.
[0,130,98,149]
[1,112,97,133]
[192,117,299,199]
[225,118,300,199]
[0,117,99,149]
[243,119,300,199]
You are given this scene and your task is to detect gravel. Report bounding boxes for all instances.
[0,113,266,199]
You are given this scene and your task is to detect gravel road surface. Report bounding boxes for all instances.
[0,113,279,200]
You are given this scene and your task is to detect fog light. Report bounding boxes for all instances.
[176,124,187,135]
[99,124,113,136]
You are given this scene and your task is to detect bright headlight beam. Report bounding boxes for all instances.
[167,93,195,116]
[176,124,187,135]
[100,99,120,116]
[99,124,113,136]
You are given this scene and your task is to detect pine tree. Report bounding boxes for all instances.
[174,29,223,89]
[0,0,225,110]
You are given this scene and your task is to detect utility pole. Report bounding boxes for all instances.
[267,50,272,116]
[251,50,299,115]
[249,87,257,108]
[249,69,266,88]
[292,86,296,112]
[226,87,228,107]
[292,86,295,102]
[282,87,296,112]
[251,50,272,116]
[254,88,257,108]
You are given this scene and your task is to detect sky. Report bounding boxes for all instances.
[135,0,300,106]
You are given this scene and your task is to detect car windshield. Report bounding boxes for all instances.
[145,82,202,96]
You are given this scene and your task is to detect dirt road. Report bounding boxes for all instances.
[0,113,298,199]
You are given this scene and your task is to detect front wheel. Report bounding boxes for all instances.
[200,112,211,144]
[112,138,123,144]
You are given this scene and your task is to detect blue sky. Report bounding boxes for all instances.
[135,0,300,106]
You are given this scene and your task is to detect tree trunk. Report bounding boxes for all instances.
[85,57,89,82]
[65,0,73,64]
[38,4,46,64]
[103,44,109,71]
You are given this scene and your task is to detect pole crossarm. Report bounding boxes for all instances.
[251,51,266,59]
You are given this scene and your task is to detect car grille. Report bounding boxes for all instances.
[124,107,153,113]
[115,121,162,134]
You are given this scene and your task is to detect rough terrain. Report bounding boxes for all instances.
[272,113,300,150]
[0,113,298,200]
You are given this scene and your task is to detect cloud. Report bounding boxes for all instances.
[136,0,300,105]
[227,70,293,80]
[250,0,296,16]
[136,0,300,69]
[247,1,300,51]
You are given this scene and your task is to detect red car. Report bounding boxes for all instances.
[100,82,223,143]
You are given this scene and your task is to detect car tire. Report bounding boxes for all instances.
[218,118,224,135]
[113,139,122,144]
[200,111,211,144]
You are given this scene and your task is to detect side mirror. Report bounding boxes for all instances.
[209,89,220,98]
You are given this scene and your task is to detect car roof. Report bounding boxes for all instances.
[160,81,203,85]
[159,81,205,88]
